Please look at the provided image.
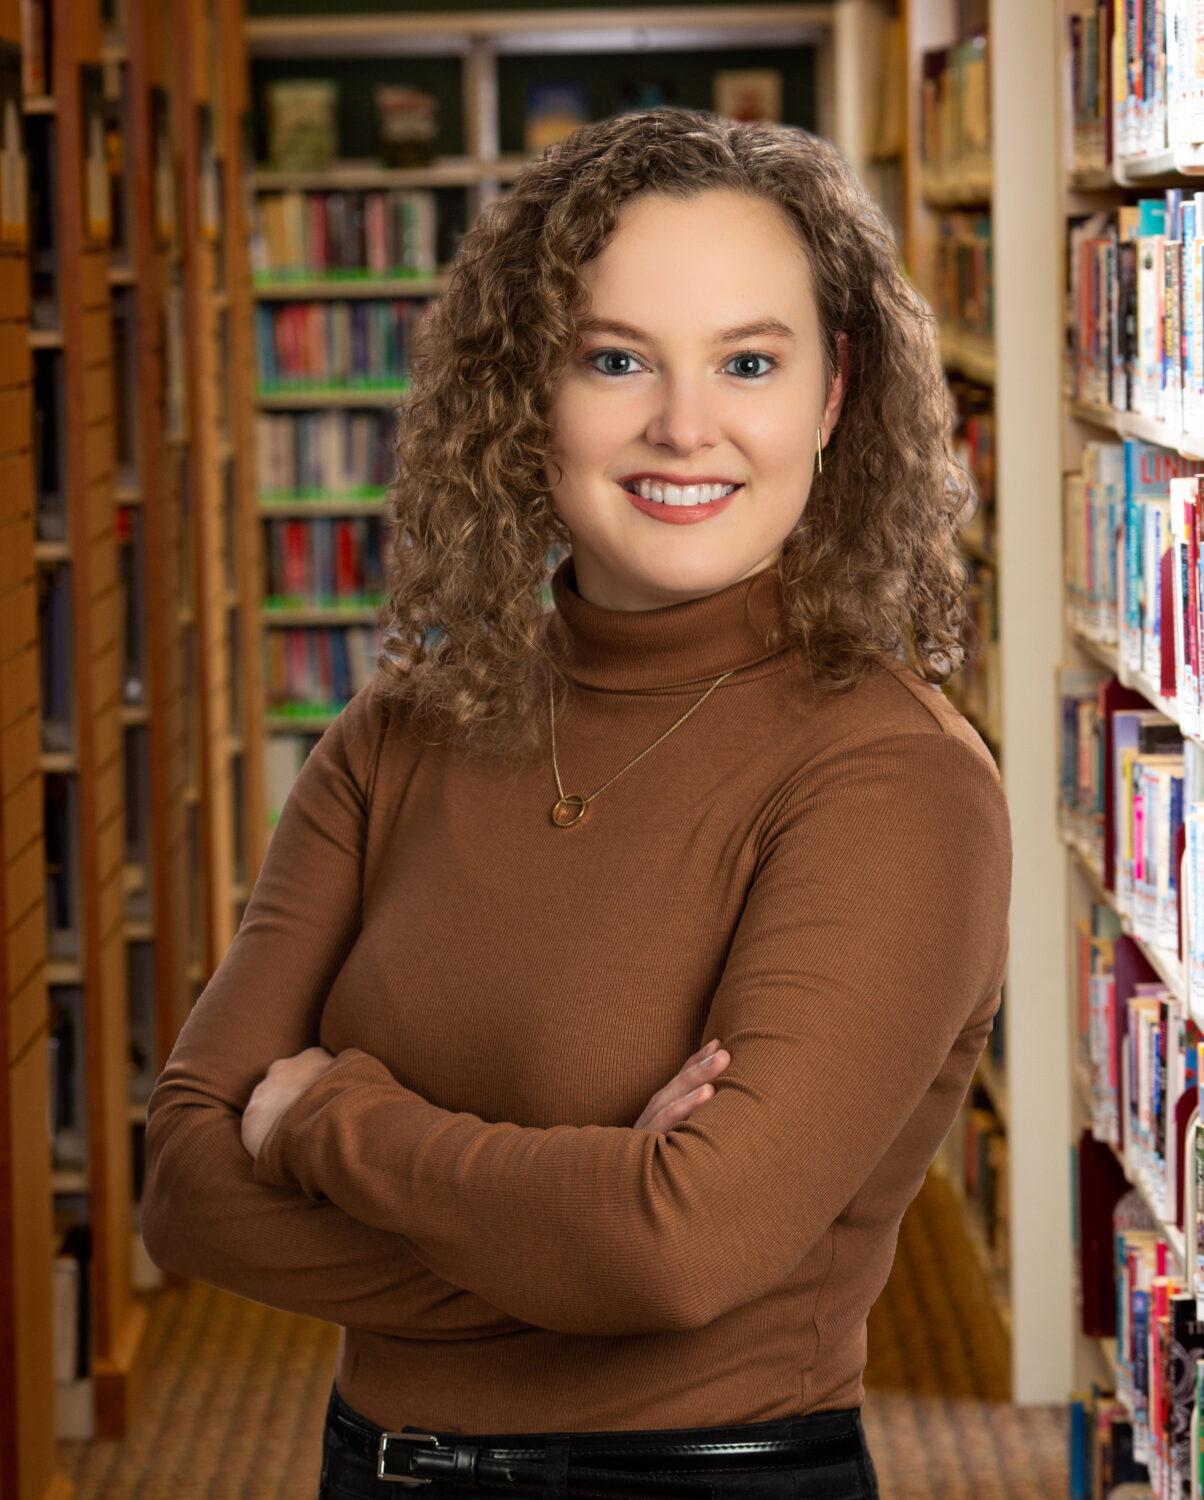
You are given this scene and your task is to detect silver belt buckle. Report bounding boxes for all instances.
[377,1430,439,1484]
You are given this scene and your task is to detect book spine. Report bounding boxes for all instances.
[1192,480,1203,732]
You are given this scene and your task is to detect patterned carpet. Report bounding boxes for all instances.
[55,1170,1069,1499]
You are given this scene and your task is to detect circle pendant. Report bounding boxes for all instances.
[551,795,588,828]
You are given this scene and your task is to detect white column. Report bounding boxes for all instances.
[989,0,1073,1402]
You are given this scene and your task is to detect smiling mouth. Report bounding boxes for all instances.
[619,479,742,507]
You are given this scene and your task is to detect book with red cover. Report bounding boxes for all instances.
[334,519,356,598]
[1162,541,1177,695]
[283,520,309,602]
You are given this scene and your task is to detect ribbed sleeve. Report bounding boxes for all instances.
[249,730,1010,1337]
[139,680,529,1341]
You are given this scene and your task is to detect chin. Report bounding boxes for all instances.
[623,555,769,605]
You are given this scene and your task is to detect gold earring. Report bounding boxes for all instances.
[816,428,823,474]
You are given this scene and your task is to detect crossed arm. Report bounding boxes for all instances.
[142,678,1011,1339]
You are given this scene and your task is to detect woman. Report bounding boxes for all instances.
[141,107,1011,1500]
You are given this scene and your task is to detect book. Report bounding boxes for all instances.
[523,80,588,154]
[0,39,26,246]
[267,79,338,172]
[712,69,783,124]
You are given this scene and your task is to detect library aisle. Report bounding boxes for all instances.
[0,0,1186,1497]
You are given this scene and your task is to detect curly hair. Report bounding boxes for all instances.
[376,106,973,762]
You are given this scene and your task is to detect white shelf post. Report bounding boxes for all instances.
[990,0,1073,1401]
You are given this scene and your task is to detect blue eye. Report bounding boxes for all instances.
[586,349,645,377]
[724,352,778,379]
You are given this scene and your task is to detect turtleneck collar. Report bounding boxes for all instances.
[546,554,791,691]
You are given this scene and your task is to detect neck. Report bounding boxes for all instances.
[545,555,791,692]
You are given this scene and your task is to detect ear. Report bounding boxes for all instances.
[822,332,850,440]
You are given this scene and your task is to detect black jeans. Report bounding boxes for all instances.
[319,1381,881,1500]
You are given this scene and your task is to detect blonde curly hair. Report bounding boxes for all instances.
[376,106,972,761]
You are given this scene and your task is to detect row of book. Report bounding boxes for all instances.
[264,728,326,828]
[927,212,993,344]
[918,35,991,199]
[951,379,995,550]
[254,300,427,393]
[1069,1380,1155,1498]
[1115,0,1204,161]
[250,188,439,282]
[263,625,381,730]
[1076,900,1198,1224]
[262,515,387,610]
[1061,438,1204,744]
[255,409,396,499]
[1058,675,1193,955]
[946,556,999,745]
[1068,1165,1204,1499]
[1066,3,1113,175]
[944,1091,1008,1280]
[1064,440,1124,643]
[1114,1203,1204,1491]
[1067,193,1204,425]
[1070,197,1174,416]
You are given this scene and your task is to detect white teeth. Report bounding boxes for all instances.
[627,480,738,505]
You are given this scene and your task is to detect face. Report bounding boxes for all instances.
[544,188,847,612]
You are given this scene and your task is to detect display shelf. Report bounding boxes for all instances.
[242,6,837,56]
[1068,624,1204,756]
[254,387,409,408]
[260,605,381,625]
[265,712,340,734]
[257,498,387,517]
[250,155,529,191]
[1067,397,1204,463]
[938,325,996,384]
[0,0,66,1486]
[1061,832,1186,1007]
[1074,1065,1187,1270]
[1112,144,1204,185]
[252,275,449,300]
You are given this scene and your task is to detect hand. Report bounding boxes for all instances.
[241,1047,337,1160]
[633,1039,730,1133]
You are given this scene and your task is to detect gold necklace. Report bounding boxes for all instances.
[549,667,738,828]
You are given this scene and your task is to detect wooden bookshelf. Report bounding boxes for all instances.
[177,0,263,961]
[45,0,148,1441]
[216,0,267,926]
[0,0,72,1489]
[0,0,266,1461]
[118,0,207,1301]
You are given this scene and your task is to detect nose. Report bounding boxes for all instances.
[643,373,721,455]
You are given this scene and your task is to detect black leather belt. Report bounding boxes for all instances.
[330,1403,864,1497]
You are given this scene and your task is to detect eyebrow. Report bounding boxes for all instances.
[574,315,796,344]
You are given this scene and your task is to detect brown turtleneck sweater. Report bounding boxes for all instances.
[141,557,1011,1436]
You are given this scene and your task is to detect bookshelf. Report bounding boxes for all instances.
[0,0,263,1474]
[902,0,1071,1403]
[178,0,265,962]
[33,0,151,1444]
[1054,0,1204,1474]
[241,3,885,826]
[0,0,70,1489]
